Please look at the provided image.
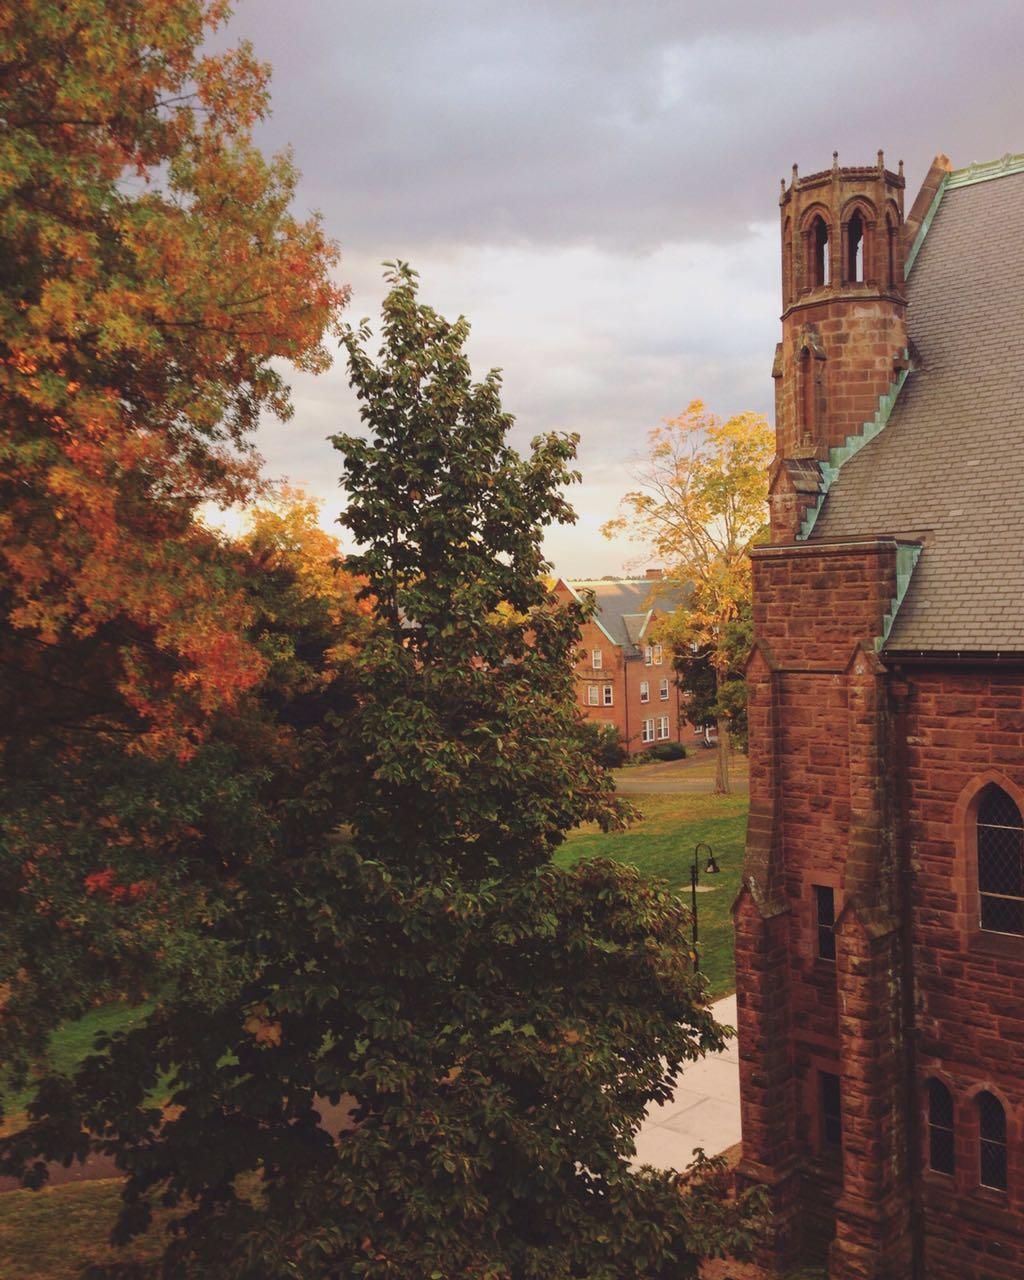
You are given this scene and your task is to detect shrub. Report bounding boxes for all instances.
[648,742,687,761]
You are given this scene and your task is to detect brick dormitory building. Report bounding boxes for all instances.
[552,572,701,755]
[734,150,1024,1279]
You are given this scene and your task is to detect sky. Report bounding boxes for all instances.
[216,0,1024,577]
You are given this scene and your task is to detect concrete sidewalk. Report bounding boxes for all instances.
[633,994,740,1169]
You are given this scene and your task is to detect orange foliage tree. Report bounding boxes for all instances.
[0,0,349,1070]
[0,0,346,755]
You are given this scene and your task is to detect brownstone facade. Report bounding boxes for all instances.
[735,152,1024,1279]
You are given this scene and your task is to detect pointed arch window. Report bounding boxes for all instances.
[978,1091,1008,1191]
[928,1079,955,1175]
[886,212,899,288]
[846,209,865,283]
[977,784,1024,935]
[809,215,830,288]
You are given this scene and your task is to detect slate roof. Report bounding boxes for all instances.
[562,578,685,649]
[812,160,1024,653]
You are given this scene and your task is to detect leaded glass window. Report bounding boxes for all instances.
[928,1079,955,1176]
[978,785,1024,936]
[978,1091,1008,1191]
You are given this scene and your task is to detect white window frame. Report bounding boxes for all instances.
[602,684,614,706]
[659,678,669,700]
[639,680,650,703]
[644,645,653,666]
[641,718,655,744]
[586,685,599,706]
[657,716,670,741]
[653,644,664,665]
[591,648,602,669]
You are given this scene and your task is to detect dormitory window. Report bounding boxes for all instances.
[656,716,670,741]
[602,684,613,707]
[591,648,602,670]
[977,784,1024,935]
[928,1079,955,1176]
[814,886,836,962]
[586,686,599,707]
[820,1071,842,1149]
[659,678,669,700]
[641,719,655,744]
[639,681,650,703]
[653,644,663,665]
[644,646,653,666]
[978,1092,1008,1192]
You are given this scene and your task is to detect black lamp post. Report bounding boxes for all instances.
[690,841,721,973]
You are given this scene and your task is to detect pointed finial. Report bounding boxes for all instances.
[792,162,799,187]
[780,176,786,193]
[877,149,885,170]
[898,159,905,177]
[832,150,839,171]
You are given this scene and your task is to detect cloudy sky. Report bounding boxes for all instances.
[218,0,1023,576]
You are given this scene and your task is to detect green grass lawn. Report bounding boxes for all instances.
[555,788,748,999]
[1,1001,152,1122]
[0,1178,164,1279]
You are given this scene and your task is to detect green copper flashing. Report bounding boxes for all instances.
[797,360,911,541]
[877,542,923,651]
[906,152,1024,278]
[905,174,948,277]
[947,151,1024,190]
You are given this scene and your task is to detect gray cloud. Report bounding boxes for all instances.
[211,0,1024,574]
[225,0,1023,253]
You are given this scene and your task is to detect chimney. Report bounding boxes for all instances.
[645,568,664,580]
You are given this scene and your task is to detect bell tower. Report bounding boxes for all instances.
[771,152,908,539]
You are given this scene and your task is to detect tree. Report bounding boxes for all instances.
[674,602,753,752]
[3,267,764,1277]
[603,401,771,794]
[0,0,345,1065]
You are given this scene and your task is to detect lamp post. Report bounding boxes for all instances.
[690,841,721,973]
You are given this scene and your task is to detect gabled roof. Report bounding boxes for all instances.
[811,155,1024,654]
[560,578,686,649]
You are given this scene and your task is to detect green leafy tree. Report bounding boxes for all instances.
[3,266,763,1277]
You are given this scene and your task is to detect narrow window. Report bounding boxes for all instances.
[977,784,1024,935]
[928,1079,955,1176]
[814,886,836,961]
[602,684,613,707]
[591,648,602,670]
[586,685,599,707]
[978,1092,1008,1191]
[846,209,865,283]
[639,681,650,704]
[644,645,653,666]
[641,718,655,744]
[820,1071,842,1149]
[653,644,664,665]
[810,216,830,288]
[657,716,670,740]
[659,678,669,700]
[886,215,898,287]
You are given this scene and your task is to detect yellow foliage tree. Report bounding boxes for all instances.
[603,400,772,793]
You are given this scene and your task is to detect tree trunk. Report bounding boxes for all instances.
[712,666,731,794]
[714,714,731,794]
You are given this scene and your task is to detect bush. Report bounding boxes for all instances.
[648,741,687,761]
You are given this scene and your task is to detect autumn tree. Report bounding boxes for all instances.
[4,268,764,1277]
[604,401,771,793]
[0,0,345,1067]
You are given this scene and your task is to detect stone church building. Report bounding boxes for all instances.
[735,150,1024,1279]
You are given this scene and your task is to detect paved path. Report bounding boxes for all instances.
[633,993,741,1169]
